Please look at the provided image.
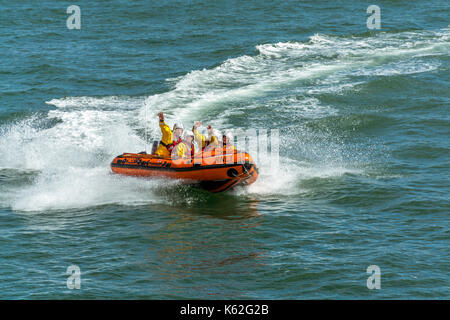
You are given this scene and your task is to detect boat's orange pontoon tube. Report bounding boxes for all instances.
[110,148,258,192]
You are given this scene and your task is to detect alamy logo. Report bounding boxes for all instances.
[366,265,381,290]
[170,128,279,169]
[367,5,381,30]
[66,5,81,30]
[66,265,81,289]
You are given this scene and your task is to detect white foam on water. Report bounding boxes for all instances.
[10,167,173,212]
[0,97,164,211]
[143,29,449,125]
[46,96,145,110]
[143,61,352,126]
[232,156,363,197]
[0,109,143,171]
[241,160,306,196]
[351,60,440,77]
[266,96,338,119]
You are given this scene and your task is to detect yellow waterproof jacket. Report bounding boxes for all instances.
[193,127,219,150]
[174,143,188,159]
[154,121,173,158]
[174,141,199,159]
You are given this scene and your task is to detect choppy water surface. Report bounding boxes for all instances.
[0,1,449,299]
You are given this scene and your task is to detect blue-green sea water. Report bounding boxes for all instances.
[0,1,449,299]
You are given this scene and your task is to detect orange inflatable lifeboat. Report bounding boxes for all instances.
[110,148,258,192]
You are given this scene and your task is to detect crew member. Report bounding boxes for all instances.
[154,112,184,158]
[221,132,236,152]
[192,121,219,151]
[172,130,198,160]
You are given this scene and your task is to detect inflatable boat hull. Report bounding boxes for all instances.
[110,149,258,192]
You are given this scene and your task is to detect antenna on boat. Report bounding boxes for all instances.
[144,103,148,153]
